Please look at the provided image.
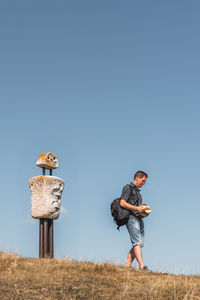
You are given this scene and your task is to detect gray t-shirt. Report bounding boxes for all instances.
[120,182,142,219]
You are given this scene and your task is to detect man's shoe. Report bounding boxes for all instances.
[140,265,150,271]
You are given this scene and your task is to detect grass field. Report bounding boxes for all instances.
[0,252,200,299]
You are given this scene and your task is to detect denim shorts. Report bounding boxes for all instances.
[126,218,144,247]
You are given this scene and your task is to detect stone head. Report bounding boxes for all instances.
[29,176,64,219]
[36,152,59,170]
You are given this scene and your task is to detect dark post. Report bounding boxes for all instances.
[43,167,46,175]
[48,169,53,257]
[39,218,53,258]
[39,167,46,258]
[39,168,54,258]
[43,218,49,257]
[49,220,54,258]
[39,219,44,258]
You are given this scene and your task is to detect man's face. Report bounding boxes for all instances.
[134,176,147,188]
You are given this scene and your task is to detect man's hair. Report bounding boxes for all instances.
[134,171,148,180]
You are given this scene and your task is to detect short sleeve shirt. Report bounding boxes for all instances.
[120,182,142,219]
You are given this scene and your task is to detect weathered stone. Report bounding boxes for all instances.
[36,152,59,169]
[29,176,64,219]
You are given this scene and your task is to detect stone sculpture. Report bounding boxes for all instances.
[29,152,64,258]
[29,176,64,219]
[36,152,59,169]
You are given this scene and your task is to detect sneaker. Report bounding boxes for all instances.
[140,265,150,271]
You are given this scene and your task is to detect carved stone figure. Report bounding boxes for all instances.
[29,176,64,219]
[36,152,59,169]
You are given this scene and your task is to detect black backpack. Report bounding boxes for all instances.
[110,198,131,230]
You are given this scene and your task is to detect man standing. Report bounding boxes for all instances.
[120,171,148,269]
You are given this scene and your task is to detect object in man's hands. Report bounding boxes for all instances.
[139,203,152,217]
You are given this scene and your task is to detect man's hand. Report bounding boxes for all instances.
[137,206,146,214]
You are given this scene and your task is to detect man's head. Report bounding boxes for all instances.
[133,171,148,188]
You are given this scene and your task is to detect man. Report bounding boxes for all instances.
[120,171,148,269]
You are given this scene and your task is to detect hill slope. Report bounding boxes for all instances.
[0,252,200,299]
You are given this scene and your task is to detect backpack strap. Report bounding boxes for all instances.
[128,184,139,206]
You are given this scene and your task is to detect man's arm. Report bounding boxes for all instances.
[120,199,145,214]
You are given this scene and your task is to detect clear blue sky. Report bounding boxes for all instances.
[1,0,200,275]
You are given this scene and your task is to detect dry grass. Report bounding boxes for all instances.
[0,252,200,299]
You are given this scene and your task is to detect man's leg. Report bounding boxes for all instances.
[125,247,135,267]
[133,244,144,269]
[126,219,145,268]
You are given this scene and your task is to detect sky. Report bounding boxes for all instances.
[0,0,200,275]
